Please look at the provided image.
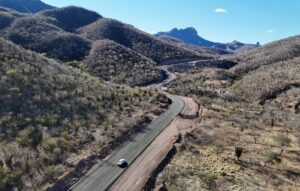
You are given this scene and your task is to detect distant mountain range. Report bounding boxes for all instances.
[0,6,204,84]
[155,27,260,52]
[0,0,55,13]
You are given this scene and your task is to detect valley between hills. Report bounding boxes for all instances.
[0,1,299,191]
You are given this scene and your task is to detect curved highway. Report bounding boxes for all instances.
[70,67,184,191]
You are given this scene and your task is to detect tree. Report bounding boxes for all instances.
[5,155,13,169]
[30,128,43,148]
[235,147,243,161]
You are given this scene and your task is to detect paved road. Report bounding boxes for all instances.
[71,69,184,191]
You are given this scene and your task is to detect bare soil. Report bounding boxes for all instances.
[110,95,201,191]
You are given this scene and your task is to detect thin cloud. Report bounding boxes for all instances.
[215,8,227,13]
[266,29,274,33]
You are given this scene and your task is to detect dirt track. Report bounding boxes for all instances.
[110,74,201,191]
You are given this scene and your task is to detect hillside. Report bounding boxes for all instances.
[0,6,27,29]
[154,36,300,190]
[225,35,300,76]
[78,19,205,63]
[0,6,205,86]
[84,40,164,86]
[0,0,55,13]
[39,6,102,32]
[0,11,16,29]
[0,38,167,190]
[236,58,300,103]
[0,15,91,61]
[155,27,260,52]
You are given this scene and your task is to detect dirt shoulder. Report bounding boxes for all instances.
[110,94,201,191]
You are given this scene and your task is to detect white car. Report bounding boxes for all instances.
[116,159,128,168]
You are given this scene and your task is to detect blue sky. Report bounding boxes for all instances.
[43,0,300,44]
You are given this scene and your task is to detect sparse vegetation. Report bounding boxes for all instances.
[0,38,168,190]
[39,6,102,32]
[224,35,300,77]
[83,40,164,86]
[159,36,300,190]
[0,3,299,191]
[78,18,204,63]
[0,15,91,61]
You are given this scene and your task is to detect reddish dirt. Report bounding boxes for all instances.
[179,96,199,117]
[110,95,201,191]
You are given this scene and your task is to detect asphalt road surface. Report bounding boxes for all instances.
[71,70,184,191]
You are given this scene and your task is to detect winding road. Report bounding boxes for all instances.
[70,66,186,191]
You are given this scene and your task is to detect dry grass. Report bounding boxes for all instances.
[224,35,300,77]
[235,57,300,103]
[160,59,300,190]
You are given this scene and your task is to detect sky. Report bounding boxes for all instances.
[43,0,300,44]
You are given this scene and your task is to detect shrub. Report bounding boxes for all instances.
[235,147,243,161]
[265,151,281,163]
[66,60,83,69]
[45,166,58,182]
[30,128,43,148]
[273,134,291,155]
[45,138,58,152]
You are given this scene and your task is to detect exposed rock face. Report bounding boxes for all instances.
[156,27,260,52]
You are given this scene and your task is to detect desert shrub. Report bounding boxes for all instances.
[0,167,22,190]
[235,147,243,161]
[273,134,291,155]
[206,173,217,182]
[44,166,61,182]
[66,60,83,69]
[30,128,43,148]
[265,151,281,163]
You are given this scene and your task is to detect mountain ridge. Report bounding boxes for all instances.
[155,27,260,52]
[0,0,55,13]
